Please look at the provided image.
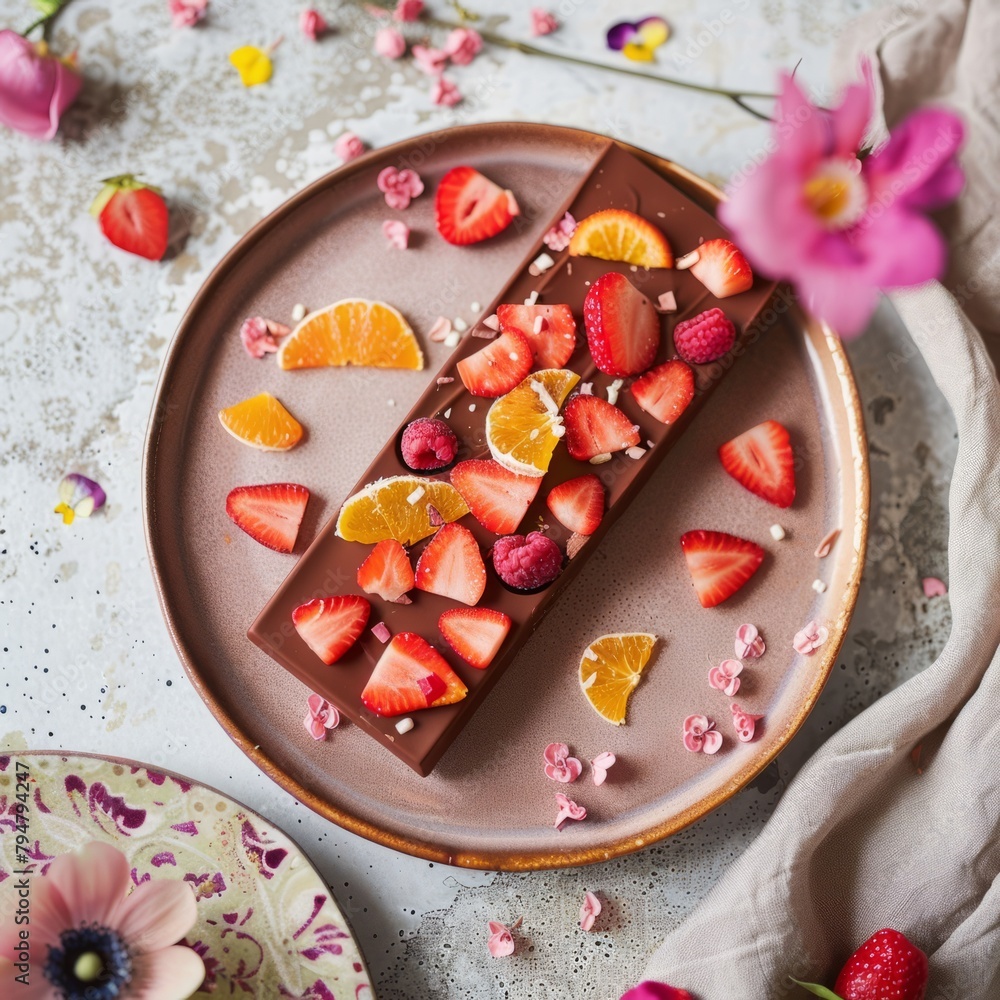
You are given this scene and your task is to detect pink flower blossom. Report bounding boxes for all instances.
[530,9,559,36]
[239,315,290,358]
[719,63,964,336]
[0,31,83,141]
[304,694,340,740]
[393,0,424,21]
[579,891,601,931]
[374,26,406,59]
[382,219,410,250]
[299,8,328,41]
[620,982,693,1000]
[734,623,765,659]
[169,0,208,28]
[0,842,205,997]
[411,44,449,75]
[486,918,519,957]
[542,211,577,251]
[792,619,829,655]
[543,742,582,783]
[731,702,763,743]
[682,714,722,754]
[376,165,424,209]
[334,131,366,161]
[553,792,586,830]
[431,75,462,107]
[444,27,483,65]
[590,751,616,786]
[708,659,743,697]
[922,576,947,597]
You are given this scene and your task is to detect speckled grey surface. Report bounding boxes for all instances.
[0,0,953,996]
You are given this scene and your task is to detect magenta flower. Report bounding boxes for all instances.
[412,44,448,75]
[720,65,964,336]
[376,166,424,209]
[730,702,764,743]
[169,0,208,28]
[374,26,406,59]
[393,0,424,21]
[682,714,722,754]
[708,658,743,697]
[579,891,602,931]
[443,27,482,66]
[382,219,410,250]
[304,694,340,740]
[431,75,461,107]
[542,742,582,783]
[299,8,328,41]
[486,917,520,958]
[334,131,365,162]
[0,31,82,141]
[620,983,693,1000]
[239,315,289,359]
[0,842,204,998]
[553,793,586,830]
[530,9,559,37]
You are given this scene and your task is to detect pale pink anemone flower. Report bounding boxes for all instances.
[0,30,83,140]
[719,64,964,337]
[0,842,204,999]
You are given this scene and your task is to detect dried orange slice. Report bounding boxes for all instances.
[579,632,657,725]
[485,369,579,478]
[569,209,673,268]
[277,299,423,371]
[336,476,470,546]
[218,392,303,451]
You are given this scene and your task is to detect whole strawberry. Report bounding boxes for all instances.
[796,928,928,1000]
[90,174,169,260]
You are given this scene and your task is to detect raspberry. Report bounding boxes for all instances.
[400,417,458,471]
[492,531,563,591]
[672,307,736,364]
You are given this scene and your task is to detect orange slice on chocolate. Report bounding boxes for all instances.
[218,392,304,451]
[569,209,673,268]
[579,632,657,725]
[277,298,424,371]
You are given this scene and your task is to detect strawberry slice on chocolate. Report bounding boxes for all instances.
[676,238,753,299]
[583,271,660,377]
[435,166,520,245]
[563,394,640,462]
[414,523,487,606]
[680,530,765,608]
[450,459,541,535]
[439,607,512,669]
[361,631,468,716]
[457,329,533,397]
[546,474,605,536]
[226,483,310,553]
[495,303,577,369]
[718,419,796,508]
[292,595,371,664]
[630,359,694,426]
[357,539,415,603]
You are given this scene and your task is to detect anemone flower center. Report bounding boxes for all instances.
[803,157,868,230]
[44,926,133,1000]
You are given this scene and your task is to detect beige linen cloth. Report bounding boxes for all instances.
[643,1,1000,997]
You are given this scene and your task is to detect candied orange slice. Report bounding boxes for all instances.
[336,476,470,546]
[485,369,579,478]
[218,392,303,451]
[569,209,674,268]
[579,632,657,725]
[276,299,423,371]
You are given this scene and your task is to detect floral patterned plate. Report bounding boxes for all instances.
[0,752,374,999]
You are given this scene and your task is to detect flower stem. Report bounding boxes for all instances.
[349,0,776,120]
[21,0,72,39]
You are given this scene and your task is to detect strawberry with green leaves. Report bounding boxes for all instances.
[90,174,169,260]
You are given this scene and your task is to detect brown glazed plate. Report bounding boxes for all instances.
[143,123,869,871]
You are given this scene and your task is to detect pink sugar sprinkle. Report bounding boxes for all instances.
[922,576,947,597]
[371,621,391,643]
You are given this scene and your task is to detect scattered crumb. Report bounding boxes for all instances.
[387,398,396,407]
[646,439,655,449]
[811,578,827,594]
[589,453,612,465]
[656,290,677,313]
[625,446,646,460]
[443,407,452,418]
[453,317,469,333]
[532,252,555,273]
[470,301,481,313]
[395,717,414,734]
[428,316,452,342]
[533,315,546,334]
[567,262,573,275]
[629,265,638,272]
[551,424,566,438]
[580,382,593,395]
[443,331,461,347]
[769,524,786,541]
[407,486,425,505]
[291,303,307,322]
[372,621,391,643]
[657,211,665,218]
[606,378,624,405]
[483,313,500,331]
[524,290,539,306]
[468,403,476,412]
[814,527,840,558]
[437,376,454,385]
[566,533,588,558]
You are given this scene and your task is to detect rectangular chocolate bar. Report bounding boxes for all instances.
[249,142,776,775]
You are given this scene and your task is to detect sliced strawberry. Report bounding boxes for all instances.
[456,329,533,398]
[676,238,753,299]
[361,631,468,716]
[450,458,541,535]
[225,483,310,553]
[292,595,370,664]
[546,474,605,535]
[495,303,577,369]
[357,539,415,603]
[90,175,169,261]
[435,165,520,245]
[582,271,660,377]
[438,607,512,669]
[563,395,640,462]
[414,523,487,606]
[680,530,765,608]
[718,420,796,508]
[630,359,695,425]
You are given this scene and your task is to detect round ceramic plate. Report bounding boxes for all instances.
[0,752,373,997]
[143,123,868,870]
